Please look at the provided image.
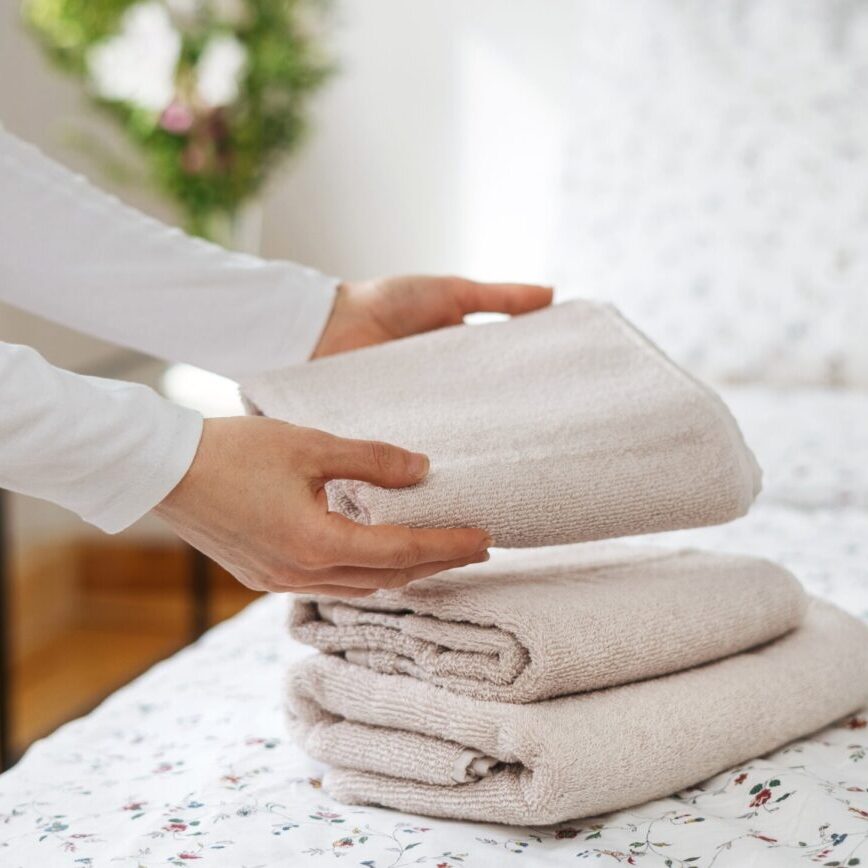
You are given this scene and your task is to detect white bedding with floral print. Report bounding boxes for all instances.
[1,386,867,868]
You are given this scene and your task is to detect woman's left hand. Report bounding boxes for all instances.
[312,275,553,358]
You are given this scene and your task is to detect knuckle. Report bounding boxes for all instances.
[368,440,395,474]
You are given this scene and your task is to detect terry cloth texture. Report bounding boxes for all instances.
[290,544,807,702]
[288,598,868,826]
[242,300,762,547]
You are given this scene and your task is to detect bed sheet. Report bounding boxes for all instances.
[2,389,868,867]
[720,386,868,512]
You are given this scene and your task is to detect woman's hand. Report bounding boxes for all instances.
[157,275,547,598]
[155,416,491,597]
[312,274,553,358]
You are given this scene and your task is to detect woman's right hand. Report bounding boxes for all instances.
[153,416,491,597]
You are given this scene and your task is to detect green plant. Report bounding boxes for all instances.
[24,0,333,239]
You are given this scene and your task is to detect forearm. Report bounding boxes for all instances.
[0,340,202,532]
[0,128,337,378]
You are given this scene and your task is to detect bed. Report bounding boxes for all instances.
[0,384,866,867]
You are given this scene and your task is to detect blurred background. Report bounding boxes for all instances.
[0,0,866,760]
[0,0,577,762]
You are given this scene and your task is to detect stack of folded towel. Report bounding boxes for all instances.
[242,301,868,825]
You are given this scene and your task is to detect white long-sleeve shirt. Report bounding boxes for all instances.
[0,127,338,532]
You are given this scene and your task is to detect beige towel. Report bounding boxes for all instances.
[289,599,868,825]
[291,544,807,702]
[242,301,761,547]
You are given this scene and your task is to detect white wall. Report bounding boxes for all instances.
[264,0,578,282]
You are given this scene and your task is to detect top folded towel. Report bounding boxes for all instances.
[243,300,761,547]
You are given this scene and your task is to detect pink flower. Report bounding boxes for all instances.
[160,101,194,134]
[166,822,187,832]
[178,853,202,861]
[734,773,748,785]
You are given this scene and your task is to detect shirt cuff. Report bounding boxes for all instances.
[271,267,340,369]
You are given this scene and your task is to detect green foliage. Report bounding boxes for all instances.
[23,0,334,239]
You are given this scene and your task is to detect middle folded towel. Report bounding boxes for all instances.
[291,545,806,703]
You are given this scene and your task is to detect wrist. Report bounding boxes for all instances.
[154,417,214,519]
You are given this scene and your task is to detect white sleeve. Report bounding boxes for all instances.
[0,127,339,378]
[0,128,337,532]
[0,341,203,533]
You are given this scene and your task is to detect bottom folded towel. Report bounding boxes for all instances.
[288,599,868,825]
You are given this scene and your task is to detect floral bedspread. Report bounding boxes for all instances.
[2,388,868,867]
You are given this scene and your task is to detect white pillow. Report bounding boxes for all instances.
[554,0,868,386]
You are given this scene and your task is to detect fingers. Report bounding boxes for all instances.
[305,550,490,590]
[449,278,553,317]
[323,513,490,569]
[281,551,490,597]
[311,432,429,488]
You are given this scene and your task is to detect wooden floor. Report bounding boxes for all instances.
[9,542,259,758]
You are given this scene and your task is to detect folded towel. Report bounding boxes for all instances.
[288,598,868,825]
[242,300,761,547]
[291,544,806,702]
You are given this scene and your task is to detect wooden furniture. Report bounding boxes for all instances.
[0,490,220,771]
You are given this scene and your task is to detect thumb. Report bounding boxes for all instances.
[313,432,430,489]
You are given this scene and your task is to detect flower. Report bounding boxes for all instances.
[160,101,194,134]
[196,33,247,107]
[87,1,181,112]
[749,787,772,808]
[734,772,748,785]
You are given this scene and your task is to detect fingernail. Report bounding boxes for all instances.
[470,550,490,564]
[409,452,429,479]
[482,536,493,549]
